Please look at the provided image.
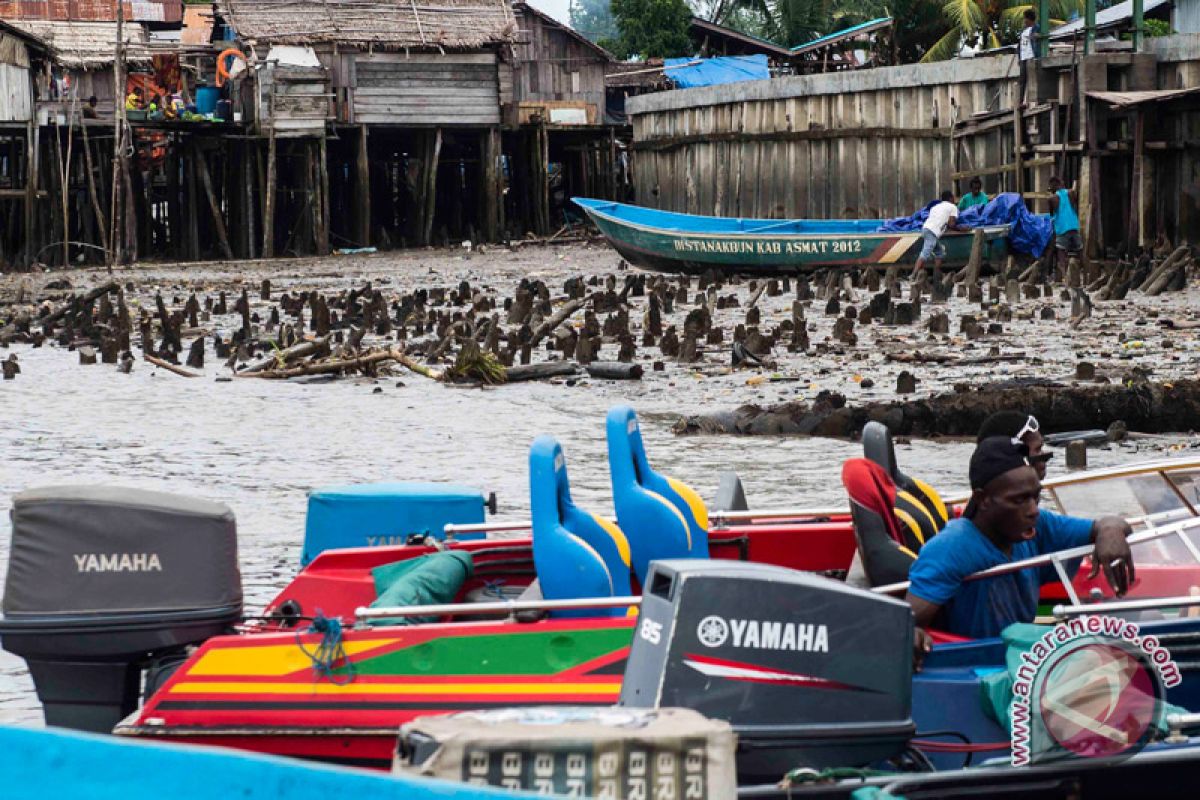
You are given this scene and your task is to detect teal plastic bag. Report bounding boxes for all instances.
[368,550,474,626]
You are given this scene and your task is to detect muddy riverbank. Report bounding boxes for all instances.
[0,242,1198,724]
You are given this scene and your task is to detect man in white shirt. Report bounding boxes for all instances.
[912,190,965,276]
[1018,9,1038,105]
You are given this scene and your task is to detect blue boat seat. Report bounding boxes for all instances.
[529,436,633,617]
[606,406,709,584]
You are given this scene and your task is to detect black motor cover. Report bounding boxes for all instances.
[620,560,914,782]
[0,486,242,732]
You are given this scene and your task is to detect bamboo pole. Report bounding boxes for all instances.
[79,113,109,254]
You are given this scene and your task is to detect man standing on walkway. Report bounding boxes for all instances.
[912,191,966,276]
[1048,175,1083,272]
[958,177,988,211]
[1019,9,1038,106]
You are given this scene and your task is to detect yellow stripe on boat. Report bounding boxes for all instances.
[188,640,395,677]
[880,236,916,264]
[169,681,623,696]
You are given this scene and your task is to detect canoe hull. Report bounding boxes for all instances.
[575,198,1008,274]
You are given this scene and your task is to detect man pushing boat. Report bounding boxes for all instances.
[906,435,1135,668]
[910,191,969,277]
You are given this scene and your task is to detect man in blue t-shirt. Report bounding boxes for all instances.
[906,436,1134,667]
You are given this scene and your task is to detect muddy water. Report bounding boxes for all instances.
[0,341,1176,726]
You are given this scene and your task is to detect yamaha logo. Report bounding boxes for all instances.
[696,615,829,653]
[697,615,729,647]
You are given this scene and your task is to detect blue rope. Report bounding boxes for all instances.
[296,610,355,685]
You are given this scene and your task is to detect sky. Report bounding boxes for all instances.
[527,0,573,26]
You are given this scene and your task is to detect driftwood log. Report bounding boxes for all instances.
[144,353,200,378]
[505,361,578,382]
[240,336,331,374]
[586,361,643,380]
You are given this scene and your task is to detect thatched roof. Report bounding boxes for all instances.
[8,20,151,69]
[218,0,517,50]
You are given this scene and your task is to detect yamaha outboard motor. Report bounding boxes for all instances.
[0,486,242,733]
[620,560,914,783]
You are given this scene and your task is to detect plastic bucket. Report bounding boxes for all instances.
[195,86,219,115]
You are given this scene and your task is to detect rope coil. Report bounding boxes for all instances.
[297,610,355,685]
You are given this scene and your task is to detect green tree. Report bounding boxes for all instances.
[609,0,694,58]
[921,0,1083,62]
[570,0,619,46]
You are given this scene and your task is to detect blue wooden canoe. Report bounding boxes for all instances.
[0,723,536,800]
[573,197,1009,274]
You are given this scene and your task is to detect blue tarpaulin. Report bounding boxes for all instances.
[878,192,1052,256]
[664,55,770,88]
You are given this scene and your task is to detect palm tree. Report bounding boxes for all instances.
[921,0,1083,62]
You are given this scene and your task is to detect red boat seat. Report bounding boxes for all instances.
[529,435,633,617]
[842,458,945,588]
[862,421,950,544]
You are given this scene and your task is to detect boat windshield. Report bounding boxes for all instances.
[1043,466,1200,566]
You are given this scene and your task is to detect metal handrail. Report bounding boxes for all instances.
[445,507,849,537]
[871,517,1200,597]
[355,595,641,622]
[1053,594,1200,620]
[442,458,1199,538]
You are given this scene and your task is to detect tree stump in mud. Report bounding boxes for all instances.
[186,337,205,369]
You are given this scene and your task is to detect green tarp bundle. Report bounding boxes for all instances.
[368,550,474,626]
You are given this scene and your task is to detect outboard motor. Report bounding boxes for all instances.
[620,560,914,783]
[0,486,242,733]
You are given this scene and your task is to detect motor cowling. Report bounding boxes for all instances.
[0,486,242,732]
[620,559,914,783]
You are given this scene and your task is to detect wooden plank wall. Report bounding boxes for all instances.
[0,64,30,121]
[512,9,607,121]
[352,52,500,126]
[631,69,1017,220]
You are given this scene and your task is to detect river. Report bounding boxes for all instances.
[0,248,1187,724]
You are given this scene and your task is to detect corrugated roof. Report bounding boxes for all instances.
[180,5,214,45]
[1050,0,1170,39]
[8,20,151,68]
[689,17,793,59]
[0,0,180,24]
[790,17,892,55]
[218,0,517,50]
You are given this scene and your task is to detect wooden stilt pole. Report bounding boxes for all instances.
[263,129,276,257]
[421,127,441,247]
[356,124,370,246]
[245,141,257,258]
[23,121,36,267]
[317,134,330,254]
[186,146,199,260]
[482,127,498,243]
[195,142,234,260]
[110,0,125,265]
